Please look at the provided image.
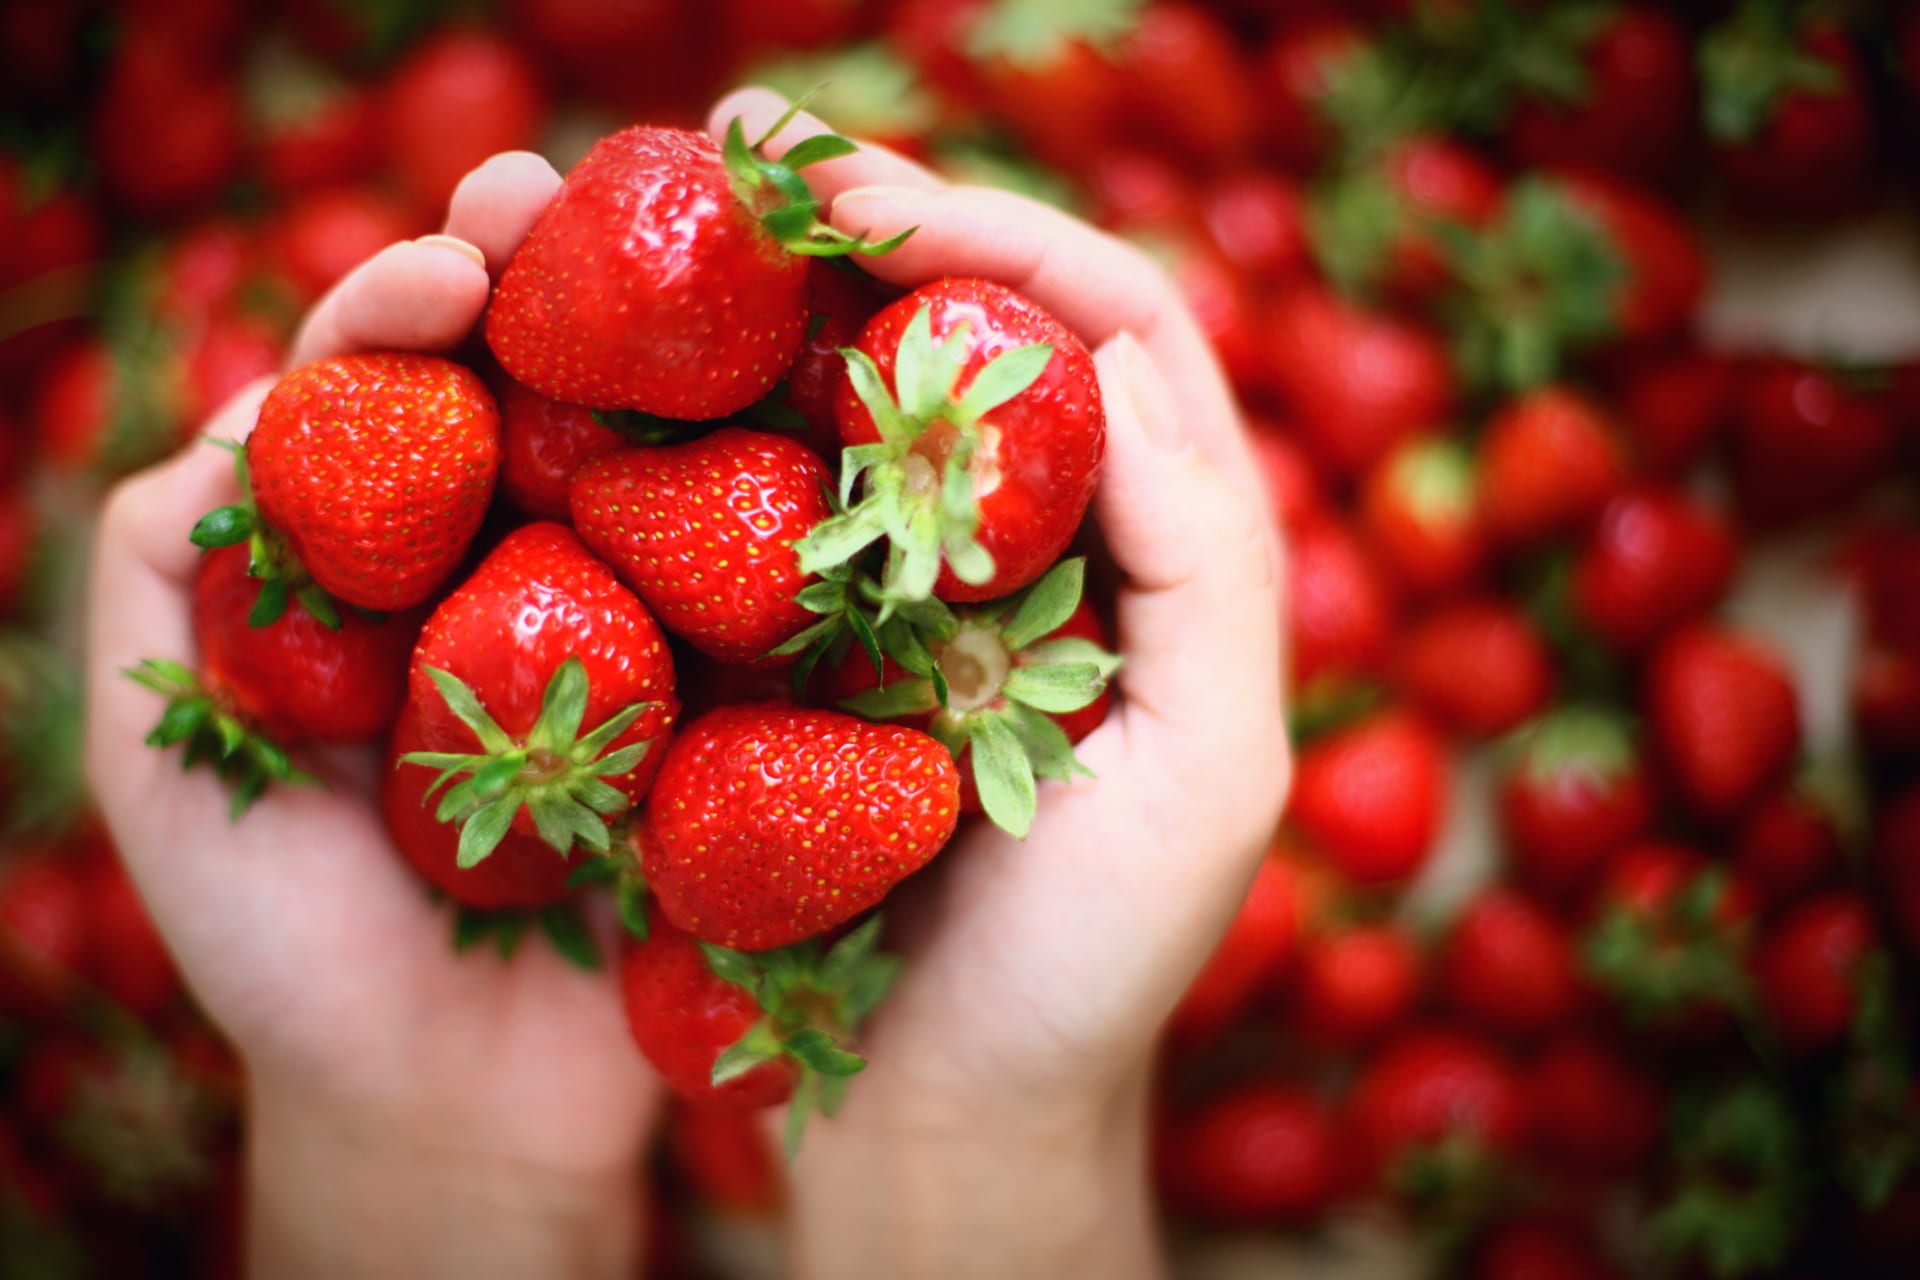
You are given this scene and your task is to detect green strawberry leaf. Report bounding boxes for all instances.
[969,712,1037,839]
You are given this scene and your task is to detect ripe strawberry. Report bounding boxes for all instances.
[1248,422,1324,535]
[1169,850,1303,1043]
[385,29,547,215]
[1553,172,1704,347]
[0,159,100,383]
[1308,134,1502,305]
[1613,344,1737,477]
[1569,486,1737,654]
[1477,387,1625,551]
[640,704,960,951]
[1523,1034,1663,1178]
[1268,283,1456,480]
[1347,1027,1525,1207]
[1854,644,1920,763]
[251,50,378,196]
[32,339,177,477]
[1498,708,1655,899]
[77,842,180,1022]
[1290,708,1445,885]
[779,261,889,461]
[1877,785,1920,956]
[1256,16,1371,174]
[494,377,624,520]
[506,0,714,119]
[0,486,36,618]
[1581,842,1757,1029]
[1359,435,1485,602]
[1116,2,1257,169]
[91,40,243,218]
[1090,146,1194,234]
[622,913,895,1141]
[803,278,1105,605]
[1472,1219,1621,1280]
[1439,889,1584,1040]
[261,186,420,306]
[572,429,840,667]
[666,1101,782,1216]
[1733,774,1851,912]
[1157,1083,1338,1225]
[0,851,88,1016]
[203,353,502,614]
[487,117,897,419]
[1393,600,1554,739]
[1645,624,1800,823]
[1753,891,1876,1052]
[403,523,678,869]
[966,12,1130,177]
[1726,358,1894,531]
[1291,922,1421,1048]
[1198,170,1312,286]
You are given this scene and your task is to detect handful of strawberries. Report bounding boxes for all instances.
[130,109,1119,1148]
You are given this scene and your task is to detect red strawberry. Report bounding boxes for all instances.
[1198,170,1312,286]
[1503,5,1696,191]
[1291,922,1421,1048]
[506,0,715,119]
[403,523,679,868]
[640,704,959,951]
[719,0,866,61]
[495,377,624,520]
[1569,486,1737,654]
[1727,358,1894,531]
[1117,2,1257,169]
[1089,144,1193,235]
[1439,889,1584,1040]
[1291,708,1445,885]
[261,186,420,306]
[251,52,378,197]
[1248,422,1324,535]
[0,160,101,383]
[78,845,180,1022]
[385,29,547,215]
[1359,435,1486,601]
[1498,708,1655,899]
[1158,1082,1338,1225]
[1753,891,1876,1051]
[572,429,838,667]
[230,353,502,613]
[1523,1034,1663,1178]
[1581,842,1757,1028]
[177,311,284,428]
[1732,775,1851,912]
[1472,1219,1622,1280]
[487,120,893,418]
[1256,17,1371,174]
[1348,1027,1525,1204]
[1268,284,1456,480]
[1553,172,1704,347]
[780,261,889,461]
[806,277,1104,605]
[1309,134,1502,305]
[1161,235,1270,402]
[1170,850,1303,1043]
[1393,600,1554,739]
[0,486,36,618]
[0,851,87,1016]
[1645,624,1800,823]
[666,1101,782,1215]
[622,913,895,1127]
[1478,387,1625,551]
[91,40,243,218]
[968,17,1129,177]
[1613,344,1736,476]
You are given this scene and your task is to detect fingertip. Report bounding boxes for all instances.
[445,151,564,274]
[706,87,795,146]
[290,239,492,366]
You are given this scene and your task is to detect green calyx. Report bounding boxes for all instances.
[450,900,606,971]
[400,656,659,870]
[1651,1081,1804,1279]
[769,558,887,699]
[795,304,1055,608]
[702,914,901,1158]
[124,658,314,818]
[747,43,939,143]
[1581,867,1754,1026]
[965,0,1142,67]
[723,105,914,260]
[1701,0,1843,145]
[1507,705,1637,789]
[836,558,1121,840]
[1305,168,1410,301]
[188,440,342,630]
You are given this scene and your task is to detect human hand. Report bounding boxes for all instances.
[84,155,658,1280]
[702,90,1290,1278]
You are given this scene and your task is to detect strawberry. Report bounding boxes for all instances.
[1877,786,1920,957]
[1733,771,1852,912]
[801,278,1105,605]
[1290,707,1445,885]
[402,523,678,870]
[198,353,502,615]
[666,1101,782,1216]
[1157,1082,1338,1225]
[1497,708,1654,899]
[1308,134,1502,305]
[1553,172,1704,347]
[0,851,87,1017]
[1472,1218,1621,1280]
[1255,16,1371,174]
[91,39,243,218]
[1569,485,1737,655]
[964,8,1131,177]
[385,29,548,215]
[1291,922,1420,1048]
[1116,2,1257,169]
[1267,283,1456,480]
[822,558,1119,838]
[1854,644,1920,764]
[1439,888,1584,1041]
[1248,422,1324,535]
[1347,1027,1525,1209]
[572,428,844,668]
[1581,842,1757,1029]
[1726,357,1895,531]
[32,339,177,477]
[0,158,101,384]
[1198,170,1312,287]
[641,704,959,950]
[0,486,36,619]
[1159,234,1271,403]
[1753,890,1876,1052]
[1089,148,1195,233]
[1502,5,1696,191]
[622,913,896,1148]
[1613,344,1736,477]
[1523,1034,1663,1179]
[261,185,420,307]
[1645,623,1800,823]
[487,115,898,419]
[779,261,890,461]
[1359,435,1486,601]
[249,50,378,197]
[77,841,180,1023]
[177,310,284,428]
[1393,600,1554,739]
[720,0,866,63]
[1477,387,1625,551]
[507,0,715,119]
[495,377,624,521]
[1169,849,1302,1044]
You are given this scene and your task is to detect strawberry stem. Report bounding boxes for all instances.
[124,658,315,817]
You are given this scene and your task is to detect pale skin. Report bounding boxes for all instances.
[83,89,1288,1278]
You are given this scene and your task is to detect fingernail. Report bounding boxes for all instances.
[1112,332,1187,453]
[414,235,487,270]
[832,184,925,210]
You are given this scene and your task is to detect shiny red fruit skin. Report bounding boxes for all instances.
[1348,1028,1525,1188]
[1393,601,1554,738]
[80,848,180,1022]
[1614,345,1735,476]
[1359,436,1486,602]
[641,704,960,951]
[1292,923,1421,1048]
[1555,172,1703,346]
[572,429,832,666]
[1712,26,1875,221]
[667,1101,783,1215]
[1292,709,1444,884]
[1200,171,1312,286]
[487,127,809,419]
[0,853,88,1016]
[1478,388,1625,550]
[1288,514,1393,690]
[1170,853,1301,1043]
[837,279,1103,603]
[497,377,624,520]
[1570,486,1737,654]
[1440,890,1584,1039]
[1645,624,1800,823]
[381,708,575,910]
[1499,740,1655,901]
[1754,891,1875,1051]
[784,262,887,461]
[193,546,418,743]
[249,353,502,612]
[1524,1035,1663,1178]
[1379,135,1503,302]
[1119,2,1258,169]
[621,918,794,1109]
[1160,1083,1338,1225]
[410,523,680,838]
[385,30,547,215]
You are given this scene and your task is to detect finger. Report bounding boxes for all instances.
[706,86,947,203]
[443,151,564,278]
[288,237,491,368]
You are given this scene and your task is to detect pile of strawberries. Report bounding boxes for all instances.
[2,0,1920,1276]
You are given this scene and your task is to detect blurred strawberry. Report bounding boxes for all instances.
[1248,422,1324,534]
[1733,771,1853,913]
[1151,233,1271,402]
[1645,623,1800,823]
[1555,172,1704,346]
[78,844,180,1022]
[249,47,378,196]
[1310,134,1502,305]
[509,0,716,117]
[1569,485,1737,655]
[1087,148,1195,232]
[1117,2,1256,169]
[967,6,1130,177]
[1439,888,1584,1041]
[666,1101,782,1215]
[1582,842,1757,1030]
[177,310,283,427]
[1393,600,1553,739]
[386,29,548,216]
[1360,435,1485,601]
[92,38,244,219]
[1199,170,1311,286]
[1170,851,1303,1043]
[1498,708,1654,899]
[0,486,36,618]
[719,0,866,63]
[1471,1218,1622,1280]
[31,339,175,476]
[1347,1027,1525,1212]
[1727,357,1895,531]
[262,185,419,307]
[1292,922,1420,1048]
[1523,1034,1663,1179]
[1754,890,1876,1052]
[1157,1082,1339,1225]
[1478,387,1625,551]
[1291,707,1445,885]
[1256,16,1371,174]
[1287,514,1393,690]
[1613,344,1737,477]
[0,158,102,385]
[152,219,261,326]
[747,43,940,160]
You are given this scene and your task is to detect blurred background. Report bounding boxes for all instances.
[2,0,1919,1276]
